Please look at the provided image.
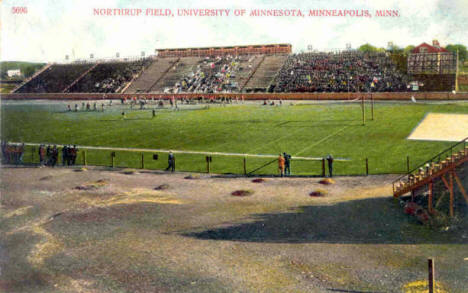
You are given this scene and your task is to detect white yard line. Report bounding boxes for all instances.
[293,125,351,156]
[12,142,350,161]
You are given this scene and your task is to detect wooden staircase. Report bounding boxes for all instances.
[240,55,266,90]
[393,137,468,216]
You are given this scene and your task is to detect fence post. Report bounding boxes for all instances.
[141,153,144,169]
[407,156,410,173]
[428,258,435,293]
[321,158,325,177]
[365,158,369,176]
[83,150,87,166]
[111,153,115,168]
[243,157,247,175]
[32,146,35,164]
[206,156,211,174]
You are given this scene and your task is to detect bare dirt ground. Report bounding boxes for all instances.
[1,166,467,293]
[408,113,468,142]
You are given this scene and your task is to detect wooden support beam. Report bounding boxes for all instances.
[428,181,433,214]
[435,191,446,209]
[441,175,450,190]
[449,172,454,217]
[453,171,468,205]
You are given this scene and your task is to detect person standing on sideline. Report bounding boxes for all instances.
[278,153,285,177]
[71,145,78,165]
[166,151,175,172]
[39,145,45,166]
[283,152,291,176]
[152,109,156,119]
[121,111,126,119]
[62,145,67,166]
[326,154,334,177]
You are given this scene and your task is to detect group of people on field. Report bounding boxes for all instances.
[278,152,292,177]
[38,144,78,167]
[1,142,25,164]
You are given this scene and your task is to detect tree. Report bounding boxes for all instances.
[403,45,415,55]
[445,44,467,62]
[358,44,378,53]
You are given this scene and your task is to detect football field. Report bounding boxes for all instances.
[2,99,468,175]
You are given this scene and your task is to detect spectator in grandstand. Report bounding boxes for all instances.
[278,153,285,177]
[326,154,334,177]
[166,151,175,172]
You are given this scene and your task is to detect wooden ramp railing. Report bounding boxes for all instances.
[393,137,468,216]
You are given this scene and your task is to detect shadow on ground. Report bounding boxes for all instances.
[184,197,468,244]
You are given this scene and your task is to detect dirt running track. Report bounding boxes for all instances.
[1,166,467,292]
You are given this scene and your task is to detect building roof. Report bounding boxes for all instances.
[412,42,449,53]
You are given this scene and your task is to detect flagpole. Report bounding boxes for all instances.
[455,49,459,92]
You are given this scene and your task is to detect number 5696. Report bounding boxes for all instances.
[12,7,28,14]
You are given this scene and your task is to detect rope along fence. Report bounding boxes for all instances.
[1,141,416,176]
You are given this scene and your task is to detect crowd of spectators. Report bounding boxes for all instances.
[69,59,152,93]
[37,144,78,167]
[170,55,258,93]
[272,51,409,92]
[1,142,25,164]
[1,142,79,167]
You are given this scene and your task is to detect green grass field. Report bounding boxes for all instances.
[2,100,468,175]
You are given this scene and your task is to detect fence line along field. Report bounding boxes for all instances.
[2,99,468,175]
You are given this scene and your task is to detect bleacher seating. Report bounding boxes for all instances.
[272,51,408,93]
[15,64,93,93]
[152,57,202,92]
[167,55,263,93]
[125,57,179,93]
[67,59,151,93]
[13,50,418,94]
[244,55,289,91]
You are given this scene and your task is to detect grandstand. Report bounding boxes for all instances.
[153,57,201,92]
[14,64,94,93]
[11,43,462,95]
[67,59,152,93]
[243,54,289,92]
[125,57,178,93]
[272,51,408,93]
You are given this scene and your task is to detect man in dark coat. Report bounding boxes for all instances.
[326,154,334,177]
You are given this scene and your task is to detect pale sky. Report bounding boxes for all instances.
[1,0,467,62]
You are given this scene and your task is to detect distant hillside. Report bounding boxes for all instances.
[0,61,46,79]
